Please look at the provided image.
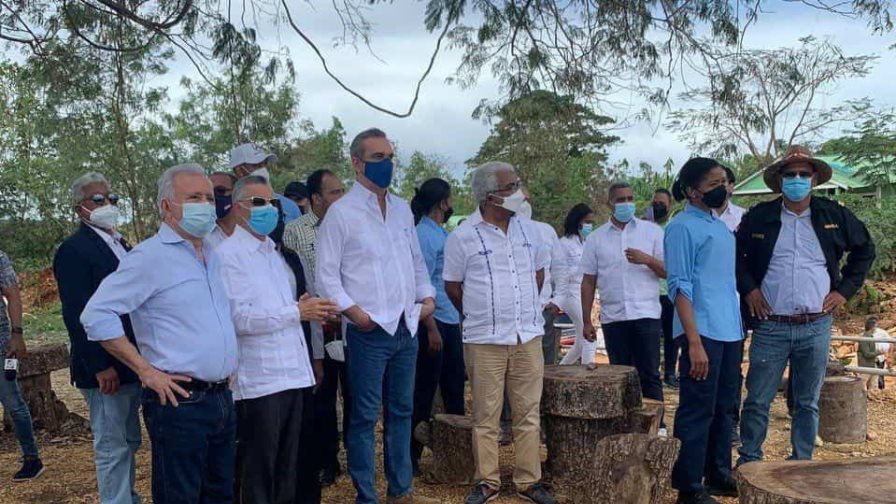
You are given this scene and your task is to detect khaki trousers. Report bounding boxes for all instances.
[464,336,544,489]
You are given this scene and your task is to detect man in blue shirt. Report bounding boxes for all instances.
[82,163,239,504]
[230,143,303,223]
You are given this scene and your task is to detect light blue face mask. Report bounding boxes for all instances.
[614,202,636,223]
[580,222,594,238]
[176,202,217,238]
[247,204,279,236]
[782,177,812,202]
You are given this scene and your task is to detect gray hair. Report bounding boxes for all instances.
[156,163,206,216]
[349,128,387,160]
[608,180,632,199]
[471,161,516,204]
[232,175,271,203]
[70,172,109,205]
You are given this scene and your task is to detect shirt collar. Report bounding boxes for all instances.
[232,225,276,252]
[159,223,186,244]
[467,207,518,230]
[304,210,320,227]
[608,217,638,232]
[350,180,392,204]
[420,216,446,233]
[86,223,122,242]
[684,203,716,222]
[781,202,811,218]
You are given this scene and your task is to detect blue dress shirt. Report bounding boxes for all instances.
[81,224,238,382]
[664,204,742,342]
[416,216,460,325]
[276,193,302,223]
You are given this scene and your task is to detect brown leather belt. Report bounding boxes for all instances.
[766,313,830,325]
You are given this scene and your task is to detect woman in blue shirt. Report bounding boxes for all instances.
[665,158,743,504]
[409,178,464,475]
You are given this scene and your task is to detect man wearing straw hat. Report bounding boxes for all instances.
[735,145,876,465]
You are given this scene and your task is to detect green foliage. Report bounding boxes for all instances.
[837,194,896,278]
[820,113,896,189]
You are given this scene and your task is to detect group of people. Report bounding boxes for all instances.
[0,133,877,504]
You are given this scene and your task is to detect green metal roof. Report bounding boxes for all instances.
[733,155,874,195]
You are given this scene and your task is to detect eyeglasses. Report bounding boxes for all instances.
[781,171,813,179]
[491,181,521,194]
[87,193,120,205]
[240,197,279,207]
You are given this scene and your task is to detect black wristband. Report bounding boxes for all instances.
[10,326,23,334]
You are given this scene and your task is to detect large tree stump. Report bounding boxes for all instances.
[737,457,896,503]
[541,364,642,419]
[818,375,866,444]
[414,414,475,485]
[2,344,78,433]
[565,433,680,504]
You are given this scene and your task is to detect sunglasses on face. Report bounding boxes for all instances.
[782,171,813,179]
[87,193,120,205]
[240,197,279,207]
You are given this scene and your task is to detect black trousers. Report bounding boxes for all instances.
[672,336,742,494]
[315,350,351,475]
[411,320,465,469]
[541,307,561,365]
[660,295,678,378]
[603,318,664,403]
[295,387,321,504]
[235,388,304,504]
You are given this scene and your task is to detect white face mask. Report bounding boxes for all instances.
[495,189,526,214]
[517,200,533,219]
[250,167,271,182]
[84,204,120,230]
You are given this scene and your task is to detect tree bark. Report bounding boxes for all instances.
[737,457,896,503]
[817,375,867,444]
[564,433,680,504]
[541,364,642,419]
[414,414,476,485]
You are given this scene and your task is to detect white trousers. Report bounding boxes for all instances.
[558,295,603,365]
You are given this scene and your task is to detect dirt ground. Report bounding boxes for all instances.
[1,366,894,504]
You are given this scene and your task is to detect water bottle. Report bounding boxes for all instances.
[4,358,18,381]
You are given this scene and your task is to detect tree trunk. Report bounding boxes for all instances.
[737,457,896,503]
[817,375,866,444]
[414,414,475,485]
[541,364,642,419]
[564,433,680,504]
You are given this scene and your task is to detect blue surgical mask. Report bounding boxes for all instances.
[247,205,279,236]
[614,202,636,223]
[177,202,216,238]
[580,223,594,238]
[364,158,394,189]
[782,177,812,202]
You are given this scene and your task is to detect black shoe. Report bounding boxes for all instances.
[319,464,340,487]
[518,483,557,504]
[465,483,499,504]
[706,477,739,497]
[12,458,44,482]
[664,375,680,389]
[676,491,721,504]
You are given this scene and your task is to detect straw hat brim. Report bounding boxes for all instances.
[763,157,832,193]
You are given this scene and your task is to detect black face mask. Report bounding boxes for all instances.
[651,202,668,221]
[444,206,455,222]
[701,185,728,209]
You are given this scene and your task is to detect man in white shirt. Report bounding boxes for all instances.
[715,167,745,233]
[315,128,437,504]
[215,176,338,503]
[444,162,557,504]
[581,181,667,409]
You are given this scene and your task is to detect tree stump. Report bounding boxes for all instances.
[2,344,78,433]
[627,398,665,436]
[565,433,680,504]
[737,457,896,503]
[541,364,642,419]
[818,375,866,444]
[414,414,475,485]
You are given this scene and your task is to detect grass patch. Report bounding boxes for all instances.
[22,301,70,347]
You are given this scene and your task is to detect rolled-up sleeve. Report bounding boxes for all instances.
[315,208,355,312]
[82,247,155,341]
[664,222,695,304]
[442,231,466,283]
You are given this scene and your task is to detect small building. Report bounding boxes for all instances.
[733,155,888,198]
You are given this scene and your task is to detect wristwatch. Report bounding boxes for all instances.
[10,326,23,335]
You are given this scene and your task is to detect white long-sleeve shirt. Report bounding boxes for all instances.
[551,235,585,307]
[530,219,558,308]
[215,226,315,401]
[315,183,436,337]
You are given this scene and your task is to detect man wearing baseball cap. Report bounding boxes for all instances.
[230,143,303,223]
[735,145,876,466]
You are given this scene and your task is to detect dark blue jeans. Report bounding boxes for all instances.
[346,321,418,504]
[672,336,743,495]
[142,388,236,504]
[0,374,38,459]
[738,316,832,464]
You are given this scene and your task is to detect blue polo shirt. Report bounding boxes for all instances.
[416,216,460,325]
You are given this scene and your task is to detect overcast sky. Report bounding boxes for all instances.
[155,2,896,176]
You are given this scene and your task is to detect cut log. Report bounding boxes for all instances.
[541,364,642,419]
[564,433,680,504]
[415,414,475,485]
[737,457,896,503]
[2,344,80,433]
[627,398,664,436]
[817,375,866,444]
